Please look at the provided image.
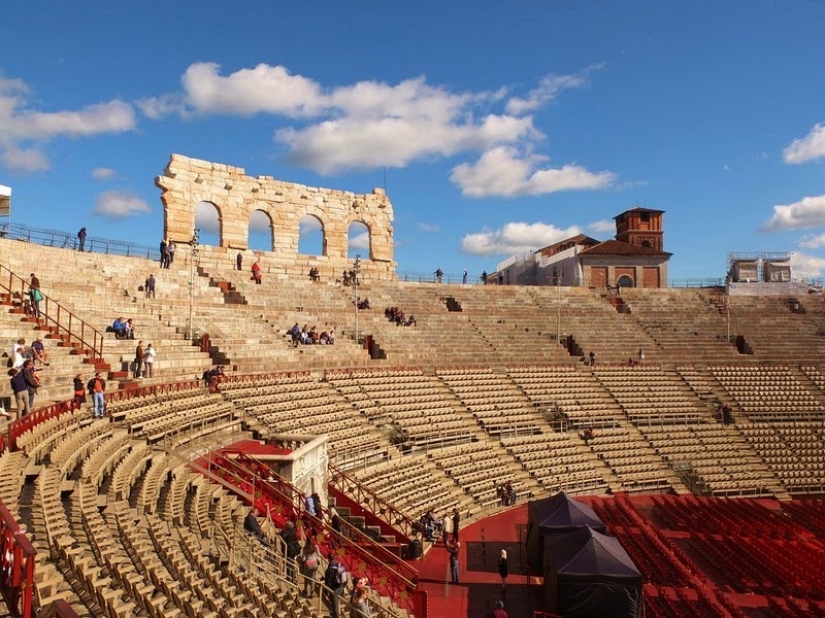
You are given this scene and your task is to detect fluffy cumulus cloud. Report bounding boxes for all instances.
[461,221,582,256]
[790,252,825,280]
[417,222,440,232]
[0,74,136,173]
[140,62,615,193]
[450,146,616,198]
[762,195,825,232]
[784,124,825,164]
[349,232,370,250]
[93,191,152,219]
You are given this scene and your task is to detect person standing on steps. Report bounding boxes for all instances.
[133,341,144,379]
[236,251,243,271]
[145,273,156,299]
[143,343,156,378]
[29,273,42,319]
[88,372,106,418]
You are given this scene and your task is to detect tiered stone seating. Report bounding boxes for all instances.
[508,364,624,427]
[437,367,543,437]
[584,424,678,493]
[620,288,740,363]
[329,367,473,447]
[640,423,779,497]
[352,454,479,521]
[594,366,710,424]
[500,432,609,495]
[728,294,825,361]
[222,372,392,465]
[738,421,825,494]
[425,440,539,508]
[710,365,824,421]
[529,286,659,365]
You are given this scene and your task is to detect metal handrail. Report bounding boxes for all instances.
[0,264,105,362]
[0,502,36,618]
[329,463,420,540]
[168,436,421,613]
[0,221,159,261]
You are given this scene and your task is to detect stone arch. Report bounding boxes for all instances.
[617,274,635,288]
[347,221,371,259]
[248,209,274,252]
[156,154,396,279]
[299,214,326,256]
[195,201,222,246]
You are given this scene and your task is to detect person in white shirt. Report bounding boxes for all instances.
[143,343,156,378]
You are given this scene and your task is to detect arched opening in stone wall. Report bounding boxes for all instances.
[195,201,222,247]
[248,209,273,252]
[348,221,371,259]
[298,215,326,256]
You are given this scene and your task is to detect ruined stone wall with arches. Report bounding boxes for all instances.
[155,153,396,280]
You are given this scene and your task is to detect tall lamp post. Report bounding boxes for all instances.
[353,254,362,345]
[187,228,200,341]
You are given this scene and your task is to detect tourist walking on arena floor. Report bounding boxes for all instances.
[492,600,509,618]
[452,507,460,542]
[447,540,460,584]
[498,549,508,591]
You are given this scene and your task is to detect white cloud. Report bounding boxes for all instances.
[141,62,608,181]
[790,252,825,279]
[250,210,272,232]
[0,144,50,172]
[0,74,136,173]
[93,191,152,219]
[450,146,616,198]
[762,195,825,232]
[799,233,825,249]
[588,219,615,235]
[195,202,220,232]
[299,215,323,235]
[505,65,602,116]
[417,222,440,232]
[349,232,370,250]
[91,167,116,181]
[784,123,825,164]
[461,221,582,255]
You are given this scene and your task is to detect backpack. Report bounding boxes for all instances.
[324,561,345,589]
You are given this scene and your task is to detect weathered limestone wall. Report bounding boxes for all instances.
[156,153,396,280]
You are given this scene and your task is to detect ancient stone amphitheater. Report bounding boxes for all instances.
[1,237,825,618]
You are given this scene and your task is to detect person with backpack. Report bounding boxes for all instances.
[300,536,322,598]
[324,553,348,618]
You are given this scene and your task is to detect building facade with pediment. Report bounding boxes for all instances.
[493,207,672,288]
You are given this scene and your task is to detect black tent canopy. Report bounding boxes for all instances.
[545,525,643,618]
[525,491,606,572]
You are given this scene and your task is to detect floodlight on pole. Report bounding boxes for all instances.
[354,254,362,345]
[187,228,200,341]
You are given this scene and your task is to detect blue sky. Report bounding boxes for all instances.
[2,1,825,282]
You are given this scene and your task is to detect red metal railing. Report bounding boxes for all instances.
[200,448,424,615]
[0,265,105,361]
[9,399,79,452]
[329,463,418,541]
[0,503,35,618]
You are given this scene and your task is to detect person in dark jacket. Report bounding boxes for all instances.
[9,368,29,419]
